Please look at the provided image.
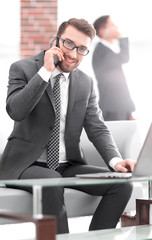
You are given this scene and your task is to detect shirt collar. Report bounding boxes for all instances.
[51,68,70,81]
[99,37,120,53]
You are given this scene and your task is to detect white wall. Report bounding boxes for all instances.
[0,0,20,57]
[0,0,20,152]
[58,0,152,41]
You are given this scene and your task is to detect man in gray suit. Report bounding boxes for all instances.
[92,15,135,121]
[0,18,136,234]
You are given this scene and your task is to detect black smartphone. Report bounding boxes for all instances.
[50,36,60,66]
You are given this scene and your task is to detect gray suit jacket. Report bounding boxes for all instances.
[0,51,121,179]
[92,38,135,116]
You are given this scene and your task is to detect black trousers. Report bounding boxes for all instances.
[15,162,133,234]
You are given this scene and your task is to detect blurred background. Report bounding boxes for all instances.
[0,0,152,153]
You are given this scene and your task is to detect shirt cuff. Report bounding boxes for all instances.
[38,66,52,82]
[109,157,122,170]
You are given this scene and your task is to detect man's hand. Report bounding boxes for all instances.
[114,159,137,173]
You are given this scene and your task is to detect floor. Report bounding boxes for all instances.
[68,216,92,233]
[68,216,122,234]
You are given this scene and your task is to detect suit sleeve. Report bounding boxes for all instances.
[83,79,122,166]
[6,61,49,121]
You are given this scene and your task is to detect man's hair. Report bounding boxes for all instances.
[57,18,96,40]
[93,15,109,37]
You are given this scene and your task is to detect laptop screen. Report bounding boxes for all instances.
[133,123,152,177]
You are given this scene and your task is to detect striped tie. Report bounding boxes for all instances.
[47,73,62,169]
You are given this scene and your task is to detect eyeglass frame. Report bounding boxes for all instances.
[56,35,89,56]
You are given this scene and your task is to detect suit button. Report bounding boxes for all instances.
[42,144,46,149]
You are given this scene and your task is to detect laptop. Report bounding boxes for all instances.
[76,123,152,179]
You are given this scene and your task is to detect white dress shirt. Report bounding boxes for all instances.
[99,37,120,53]
[38,66,122,169]
[38,66,69,164]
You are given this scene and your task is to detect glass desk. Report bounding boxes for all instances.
[1,223,152,240]
[0,176,152,240]
[0,176,152,216]
[56,225,152,240]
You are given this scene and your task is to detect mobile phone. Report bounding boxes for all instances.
[50,36,59,66]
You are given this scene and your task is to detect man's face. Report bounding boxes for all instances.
[102,17,120,40]
[57,26,91,73]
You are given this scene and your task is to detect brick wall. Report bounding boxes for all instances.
[20,0,57,59]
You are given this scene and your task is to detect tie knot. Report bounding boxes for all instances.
[53,74,63,91]
[53,73,62,92]
[56,73,63,81]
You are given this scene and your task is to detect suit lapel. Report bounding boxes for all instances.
[35,50,55,110]
[46,82,55,110]
[35,50,45,70]
[67,70,78,116]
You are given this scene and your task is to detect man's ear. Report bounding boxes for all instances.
[98,28,104,37]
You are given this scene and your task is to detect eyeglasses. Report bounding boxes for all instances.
[57,36,89,56]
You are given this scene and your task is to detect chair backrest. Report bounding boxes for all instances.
[80,120,143,167]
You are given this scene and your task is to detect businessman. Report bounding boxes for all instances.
[0,18,136,234]
[92,15,135,121]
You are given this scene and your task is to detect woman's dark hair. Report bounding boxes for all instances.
[93,15,109,37]
[57,18,96,40]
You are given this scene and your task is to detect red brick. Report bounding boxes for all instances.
[20,0,57,58]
